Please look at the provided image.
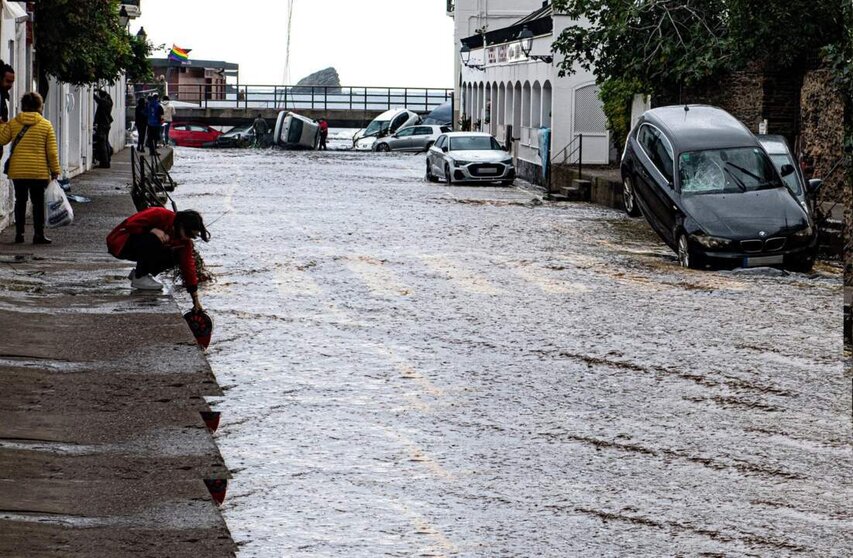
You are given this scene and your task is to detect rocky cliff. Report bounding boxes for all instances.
[292,67,342,95]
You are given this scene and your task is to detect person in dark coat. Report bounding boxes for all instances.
[0,62,15,159]
[252,113,269,147]
[146,94,164,156]
[135,96,148,152]
[93,90,114,168]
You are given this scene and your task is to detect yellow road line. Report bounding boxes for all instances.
[345,256,412,297]
[421,255,502,295]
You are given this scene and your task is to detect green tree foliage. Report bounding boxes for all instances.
[599,78,644,152]
[34,0,153,96]
[552,0,729,96]
[727,0,845,71]
[552,0,847,161]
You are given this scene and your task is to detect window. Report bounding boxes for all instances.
[435,135,447,149]
[440,126,452,133]
[396,127,415,137]
[637,124,674,183]
[448,136,501,151]
[413,127,432,136]
[391,113,409,132]
[679,148,782,195]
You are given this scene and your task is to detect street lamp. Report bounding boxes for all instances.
[459,43,485,71]
[119,6,130,27]
[517,26,553,64]
[136,26,147,43]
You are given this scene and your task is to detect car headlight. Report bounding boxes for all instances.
[502,159,513,166]
[454,160,471,167]
[792,225,813,239]
[690,234,731,249]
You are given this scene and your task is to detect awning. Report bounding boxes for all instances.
[3,1,29,23]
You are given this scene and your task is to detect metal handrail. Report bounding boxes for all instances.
[546,134,584,199]
[129,83,453,113]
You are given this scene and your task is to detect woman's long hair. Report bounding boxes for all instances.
[174,210,210,242]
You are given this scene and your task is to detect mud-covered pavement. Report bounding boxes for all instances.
[171,148,850,557]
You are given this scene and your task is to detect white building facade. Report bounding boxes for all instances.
[451,1,610,184]
[0,1,134,230]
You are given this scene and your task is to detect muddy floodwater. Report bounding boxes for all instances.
[170,148,850,557]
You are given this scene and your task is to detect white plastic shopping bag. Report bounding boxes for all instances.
[45,180,73,228]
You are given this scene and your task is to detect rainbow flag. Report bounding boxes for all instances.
[168,45,191,63]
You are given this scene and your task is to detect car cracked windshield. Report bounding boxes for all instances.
[679,147,783,195]
[449,136,502,151]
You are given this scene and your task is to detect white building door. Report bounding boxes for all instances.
[66,89,82,174]
[573,83,609,165]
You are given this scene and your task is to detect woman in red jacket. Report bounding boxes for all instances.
[107,207,210,310]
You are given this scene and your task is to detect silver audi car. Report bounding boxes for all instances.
[426,132,515,185]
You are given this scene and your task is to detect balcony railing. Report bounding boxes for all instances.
[130,84,454,113]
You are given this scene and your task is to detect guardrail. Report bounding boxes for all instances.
[130,84,453,113]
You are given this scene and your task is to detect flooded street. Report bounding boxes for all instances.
[171,148,849,557]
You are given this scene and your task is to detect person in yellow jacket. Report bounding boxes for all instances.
[0,92,61,244]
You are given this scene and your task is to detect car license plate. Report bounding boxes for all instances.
[480,168,498,175]
[743,255,784,267]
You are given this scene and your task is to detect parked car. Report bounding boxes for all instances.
[757,134,822,213]
[203,123,256,148]
[374,125,451,152]
[621,105,817,271]
[426,132,515,186]
[353,108,420,150]
[169,123,222,148]
[274,111,320,150]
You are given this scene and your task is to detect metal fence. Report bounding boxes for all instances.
[131,84,453,113]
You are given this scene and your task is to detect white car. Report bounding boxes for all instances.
[426,132,515,185]
[353,108,420,150]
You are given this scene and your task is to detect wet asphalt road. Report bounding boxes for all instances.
[169,148,850,557]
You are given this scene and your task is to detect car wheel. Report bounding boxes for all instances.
[445,164,453,185]
[677,234,701,269]
[376,143,391,152]
[623,175,641,217]
[426,161,438,182]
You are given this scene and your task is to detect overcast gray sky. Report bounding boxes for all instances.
[134,0,455,87]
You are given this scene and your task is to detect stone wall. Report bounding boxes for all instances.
[655,66,765,132]
[800,68,845,206]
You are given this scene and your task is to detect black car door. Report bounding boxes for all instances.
[632,124,670,239]
[643,129,679,244]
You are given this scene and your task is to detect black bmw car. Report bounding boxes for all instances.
[621,105,817,271]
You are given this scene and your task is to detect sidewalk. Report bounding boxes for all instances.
[0,148,236,556]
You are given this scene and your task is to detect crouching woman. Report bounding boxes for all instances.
[107,207,210,310]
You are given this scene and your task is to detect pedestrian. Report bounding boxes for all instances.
[252,113,269,147]
[106,207,210,310]
[93,89,114,168]
[146,93,164,156]
[0,62,15,158]
[156,74,168,98]
[135,96,148,152]
[0,92,61,245]
[161,95,176,145]
[318,118,329,150]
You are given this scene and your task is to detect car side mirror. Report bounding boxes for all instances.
[441,146,448,153]
[807,178,823,194]
[780,164,796,177]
